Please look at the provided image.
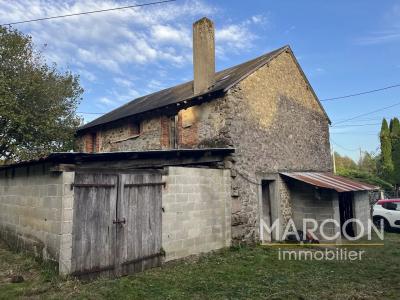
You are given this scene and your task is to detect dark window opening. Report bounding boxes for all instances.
[169,115,178,149]
[130,122,140,136]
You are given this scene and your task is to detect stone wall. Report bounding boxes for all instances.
[75,49,333,243]
[75,117,164,152]
[0,165,74,265]
[162,167,231,261]
[220,50,332,241]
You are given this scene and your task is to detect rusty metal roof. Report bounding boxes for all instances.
[280,172,379,192]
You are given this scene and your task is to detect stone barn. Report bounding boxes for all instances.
[74,17,376,243]
[0,17,378,276]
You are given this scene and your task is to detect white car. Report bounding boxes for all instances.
[373,199,400,230]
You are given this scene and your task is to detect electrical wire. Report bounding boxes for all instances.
[320,83,400,101]
[77,112,105,115]
[331,123,381,128]
[330,139,359,152]
[1,0,176,26]
[332,101,400,125]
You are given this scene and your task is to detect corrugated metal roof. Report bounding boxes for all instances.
[280,172,379,192]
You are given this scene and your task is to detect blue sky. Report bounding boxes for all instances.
[1,0,399,160]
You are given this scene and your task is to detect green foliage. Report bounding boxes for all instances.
[336,168,392,190]
[334,149,391,190]
[379,118,394,181]
[334,151,357,170]
[390,117,400,187]
[358,151,377,174]
[0,26,83,162]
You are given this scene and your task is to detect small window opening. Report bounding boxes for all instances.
[130,121,140,136]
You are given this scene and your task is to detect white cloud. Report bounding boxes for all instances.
[114,77,134,88]
[0,0,216,73]
[0,1,269,119]
[151,25,191,47]
[356,4,400,45]
[78,69,97,82]
[215,16,263,56]
[99,97,115,106]
[356,31,400,45]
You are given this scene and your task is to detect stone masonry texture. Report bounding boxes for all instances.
[75,49,333,242]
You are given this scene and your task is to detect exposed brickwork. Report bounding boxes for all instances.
[95,133,100,153]
[84,134,93,153]
[160,116,170,149]
[178,109,199,148]
[75,50,333,242]
[76,117,163,152]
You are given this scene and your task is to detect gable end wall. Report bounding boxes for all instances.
[220,50,333,241]
[74,50,332,242]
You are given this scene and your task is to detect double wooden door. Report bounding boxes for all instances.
[70,172,163,277]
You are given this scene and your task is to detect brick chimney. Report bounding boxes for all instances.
[193,17,215,95]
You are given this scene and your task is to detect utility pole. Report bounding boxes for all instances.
[332,145,336,174]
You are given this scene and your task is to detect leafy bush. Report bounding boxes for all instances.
[337,168,393,190]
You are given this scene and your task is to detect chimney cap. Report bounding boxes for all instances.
[193,17,214,25]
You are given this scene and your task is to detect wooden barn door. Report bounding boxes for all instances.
[71,173,118,277]
[117,173,163,276]
[71,172,162,278]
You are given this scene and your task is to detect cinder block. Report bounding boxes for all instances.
[47,185,59,196]
[62,196,74,209]
[61,221,73,234]
[62,209,73,222]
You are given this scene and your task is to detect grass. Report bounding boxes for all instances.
[1,233,400,299]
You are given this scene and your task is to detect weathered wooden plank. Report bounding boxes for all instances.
[73,183,116,188]
[124,182,165,187]
[71,170,161,278]
[117,172,162,275]
[71,173,117,278]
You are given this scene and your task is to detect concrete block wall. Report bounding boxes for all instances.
[288,179,340,240]
[162,167,231,261]
[59,171,75,274]
[0,164,70,261]
[353,191,370,237]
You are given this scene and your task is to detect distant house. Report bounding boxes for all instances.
[0,18,377,277]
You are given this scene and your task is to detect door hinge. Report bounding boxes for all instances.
[113,218,126,225]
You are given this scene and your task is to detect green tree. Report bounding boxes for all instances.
[358,152,377,174]
[379,118,394,181]
[390,117,400,196]
[0,26,83,162]
[334,151,357,171]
